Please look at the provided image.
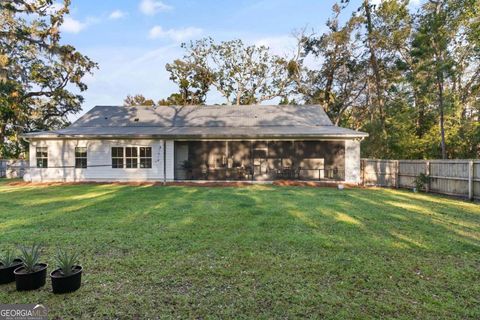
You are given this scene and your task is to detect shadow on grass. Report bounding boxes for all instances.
[1,184,478,255]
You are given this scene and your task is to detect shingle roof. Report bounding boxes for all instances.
[23,105,368,139]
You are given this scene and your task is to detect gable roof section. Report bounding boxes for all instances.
[23,105,368,139]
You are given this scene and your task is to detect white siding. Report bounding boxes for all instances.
[25,139,165,182]
[165,140,175,181]
[344,139,361,184]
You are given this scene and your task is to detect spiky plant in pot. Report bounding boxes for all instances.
[19,243,42,273]
[0,249,22,284]
[51,249,83,294]
[55,249,80,276]
[0,249,17,268]
[14,243,48,291]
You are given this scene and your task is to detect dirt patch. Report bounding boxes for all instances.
[7,180,359,188]
[163,181,257,187]
[273,180,357,188]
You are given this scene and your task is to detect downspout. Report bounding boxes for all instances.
[163,140,166,185]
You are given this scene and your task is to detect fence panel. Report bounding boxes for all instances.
[362,159,478,200]
[362,159,397,187]
[398,160,425,189]
[0,159,29,178]
[429,160,469,197]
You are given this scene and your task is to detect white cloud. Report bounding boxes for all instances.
[139,0,172,15]
[60,16,99,34]
[109,10,126,19]
[254,35,297,55]
[61,16,87,33]
[148,26,203,42]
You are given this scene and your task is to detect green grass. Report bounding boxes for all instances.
[0,180,479,319]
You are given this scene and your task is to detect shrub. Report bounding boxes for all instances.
[414,172,430,192]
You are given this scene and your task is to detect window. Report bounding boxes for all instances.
[112,147,152,169]
[125,147,138,168]
[75,147,87,168]
[36,147,48,168]
[112,147,124,168]
[140,147,152,168]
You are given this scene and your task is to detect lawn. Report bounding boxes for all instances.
[0,180,478,319]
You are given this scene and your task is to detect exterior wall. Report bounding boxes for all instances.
[344,139,361,184]
[26,139,165,182]
[24,138,362,183]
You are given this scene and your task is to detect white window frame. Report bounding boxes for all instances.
[36,147,48,168]
[75,147,87,169]
[111,147,152,169]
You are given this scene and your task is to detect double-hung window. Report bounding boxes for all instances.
[112,147,124,168]
[140,147,152,168]
[75,147,87,168]
[36,147,48,168]
[125,147,138,168]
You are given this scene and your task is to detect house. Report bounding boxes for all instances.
[21,104,368,183]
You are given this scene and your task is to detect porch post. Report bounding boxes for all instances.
[344,139,361,184]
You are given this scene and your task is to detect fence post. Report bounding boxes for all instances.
[395,160,399,188]
[469,160,474,201]
[425,161,430,193]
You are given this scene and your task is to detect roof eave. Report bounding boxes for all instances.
[22,133,368,140]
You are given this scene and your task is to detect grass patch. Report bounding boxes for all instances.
[0,180,479,319]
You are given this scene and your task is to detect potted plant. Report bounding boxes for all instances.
[0,249,22,284]
[50,249,82,294]
[14,243,48,291]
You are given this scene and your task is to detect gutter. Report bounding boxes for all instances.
[21,133,369,140]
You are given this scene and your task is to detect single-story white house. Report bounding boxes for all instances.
[21,104,368,183]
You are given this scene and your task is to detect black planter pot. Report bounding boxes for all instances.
[14,263,48,291]
[0,259,23,284]
[50,266,82,294]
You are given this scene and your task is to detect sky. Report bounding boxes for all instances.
[58,0,418,120]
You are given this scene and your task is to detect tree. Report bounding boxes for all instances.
[124,94,156,107]
[157,93,189,106]
[167,38,297,105]
[0,0,97,157]
[123,93,192,107]
[411,0,479,158]
[302,4,366,126]
[165,59,209,105]
[298,0,479,159]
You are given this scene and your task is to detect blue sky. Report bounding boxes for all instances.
[59,0,410,120]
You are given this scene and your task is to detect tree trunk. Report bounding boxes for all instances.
[364,0,385,126]
[0,124,5,157]
[437,75,447,159]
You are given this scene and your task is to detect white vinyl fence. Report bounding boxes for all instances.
[361,159,479,200]
[0,159,29,179]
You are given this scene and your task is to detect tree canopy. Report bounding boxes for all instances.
[0,0,97,157]
[155,0,480,159]
[3,0,478,160]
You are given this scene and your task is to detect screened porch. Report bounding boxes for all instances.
[173,141,345,181]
